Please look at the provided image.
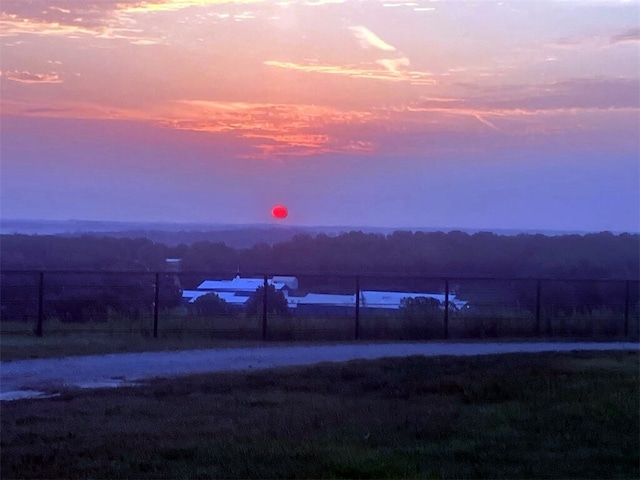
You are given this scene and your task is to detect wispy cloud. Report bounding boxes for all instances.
[1,97,375,157]
[264,60,435,85]
[610,27,640,44]
[121,0,265,14]
[0,1,130,29]
[166,101,378,157]
[0,1,178,42]
[348,25,396,52]
[301,0,346,6]
[3,72,637,158]
[376,57,410,74]
[477,78,640,111]
[0,70,62,84]
[398,78,640,133]
[472,114,499,131]
[244,132,329,148]
[0,0,262,22]
[550,26,640,51]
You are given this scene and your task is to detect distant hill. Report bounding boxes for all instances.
[0,219,358,248]
[69,227,316,249]
[0,218,597,248]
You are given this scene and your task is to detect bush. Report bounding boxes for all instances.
[246,285,290,316]
[399,296,442,318]
[191,293,231,316]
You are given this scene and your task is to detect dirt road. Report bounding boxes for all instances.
[1,341,638,401]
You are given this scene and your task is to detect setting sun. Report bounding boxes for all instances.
[271,205,288,219]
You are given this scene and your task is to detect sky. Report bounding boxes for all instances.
[0,0,639,232]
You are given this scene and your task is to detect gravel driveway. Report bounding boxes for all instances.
[1,341,638,401]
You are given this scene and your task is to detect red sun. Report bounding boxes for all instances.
[271,205,288,219]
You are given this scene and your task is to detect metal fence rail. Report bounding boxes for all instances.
[0,270,638,341]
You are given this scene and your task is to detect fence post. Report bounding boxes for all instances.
[624,280,630,338]
[354,275,360,340]
[36,271,44,337]
[153,272,160,338]
[262,275,268,341]
[535,279,542,336]
[443,279,449,339]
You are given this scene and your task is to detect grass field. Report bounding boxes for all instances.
[1,350,638,479]
[2,308,636,361]
[0,333,271,362]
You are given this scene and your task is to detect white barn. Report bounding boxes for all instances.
[182,276,467,312]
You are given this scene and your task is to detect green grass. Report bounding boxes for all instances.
[3,307,636,362]
[1,351,638,479]
[0,334,271,362]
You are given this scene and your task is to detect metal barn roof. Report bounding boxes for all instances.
[184,276,468,311]
[182,290,250,305]
[197,276,288,292]
[285,293,356,309]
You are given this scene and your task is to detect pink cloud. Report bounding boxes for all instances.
[0,70,62,84]
[348,25,396,52]
[264,60,435,85]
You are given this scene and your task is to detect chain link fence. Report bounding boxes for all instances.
[1,271,638,341]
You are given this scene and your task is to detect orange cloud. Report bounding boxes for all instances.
[165,100,376,157]
[1,97,376,157]
[243,133,329,148]
[3,82,637,158]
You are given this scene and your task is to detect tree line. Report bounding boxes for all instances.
[1,231,638,324]
[1,230,638,279]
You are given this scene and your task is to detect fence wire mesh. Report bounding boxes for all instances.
[1,271,638,341]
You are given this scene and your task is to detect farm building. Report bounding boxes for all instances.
[182,276,467,313]
[182,275,296,307]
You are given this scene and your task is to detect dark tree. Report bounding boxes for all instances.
[400,297,443,318]
[245,285,289,316]
[191,293,231,316]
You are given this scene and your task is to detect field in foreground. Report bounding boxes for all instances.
[0,334,272,362]
[1,351,638,479]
